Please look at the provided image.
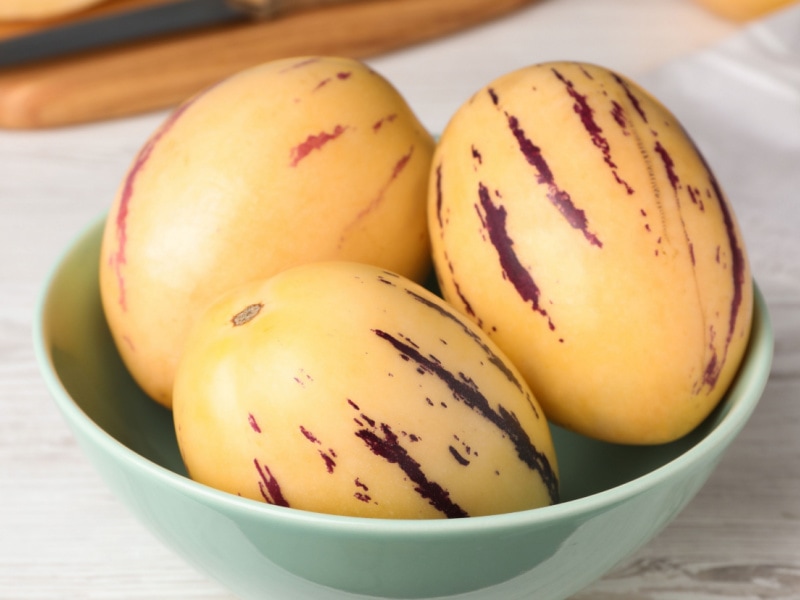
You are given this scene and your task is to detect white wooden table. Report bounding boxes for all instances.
[2,0,799,598]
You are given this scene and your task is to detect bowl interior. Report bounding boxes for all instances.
[40,217,772,505]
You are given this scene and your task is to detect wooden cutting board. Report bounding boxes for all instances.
[0,0,535,129]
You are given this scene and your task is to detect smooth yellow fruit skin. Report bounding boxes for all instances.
[430,61,753,445]
[172,261,559,519]
[99,56,434,409]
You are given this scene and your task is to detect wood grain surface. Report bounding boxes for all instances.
[0,0,536,129]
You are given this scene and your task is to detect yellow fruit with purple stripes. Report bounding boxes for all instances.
[430,61,753,444]
[99,56,434,409]
[173,261,559,518]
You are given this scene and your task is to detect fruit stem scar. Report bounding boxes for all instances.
[232,303,263,326]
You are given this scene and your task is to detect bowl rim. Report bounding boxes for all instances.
[32,215,775,537]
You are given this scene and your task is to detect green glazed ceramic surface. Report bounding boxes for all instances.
[33,217,774,600]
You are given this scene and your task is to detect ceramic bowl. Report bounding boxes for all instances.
[33,217,773,600]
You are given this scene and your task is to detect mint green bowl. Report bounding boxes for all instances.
[34,217,773,600]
